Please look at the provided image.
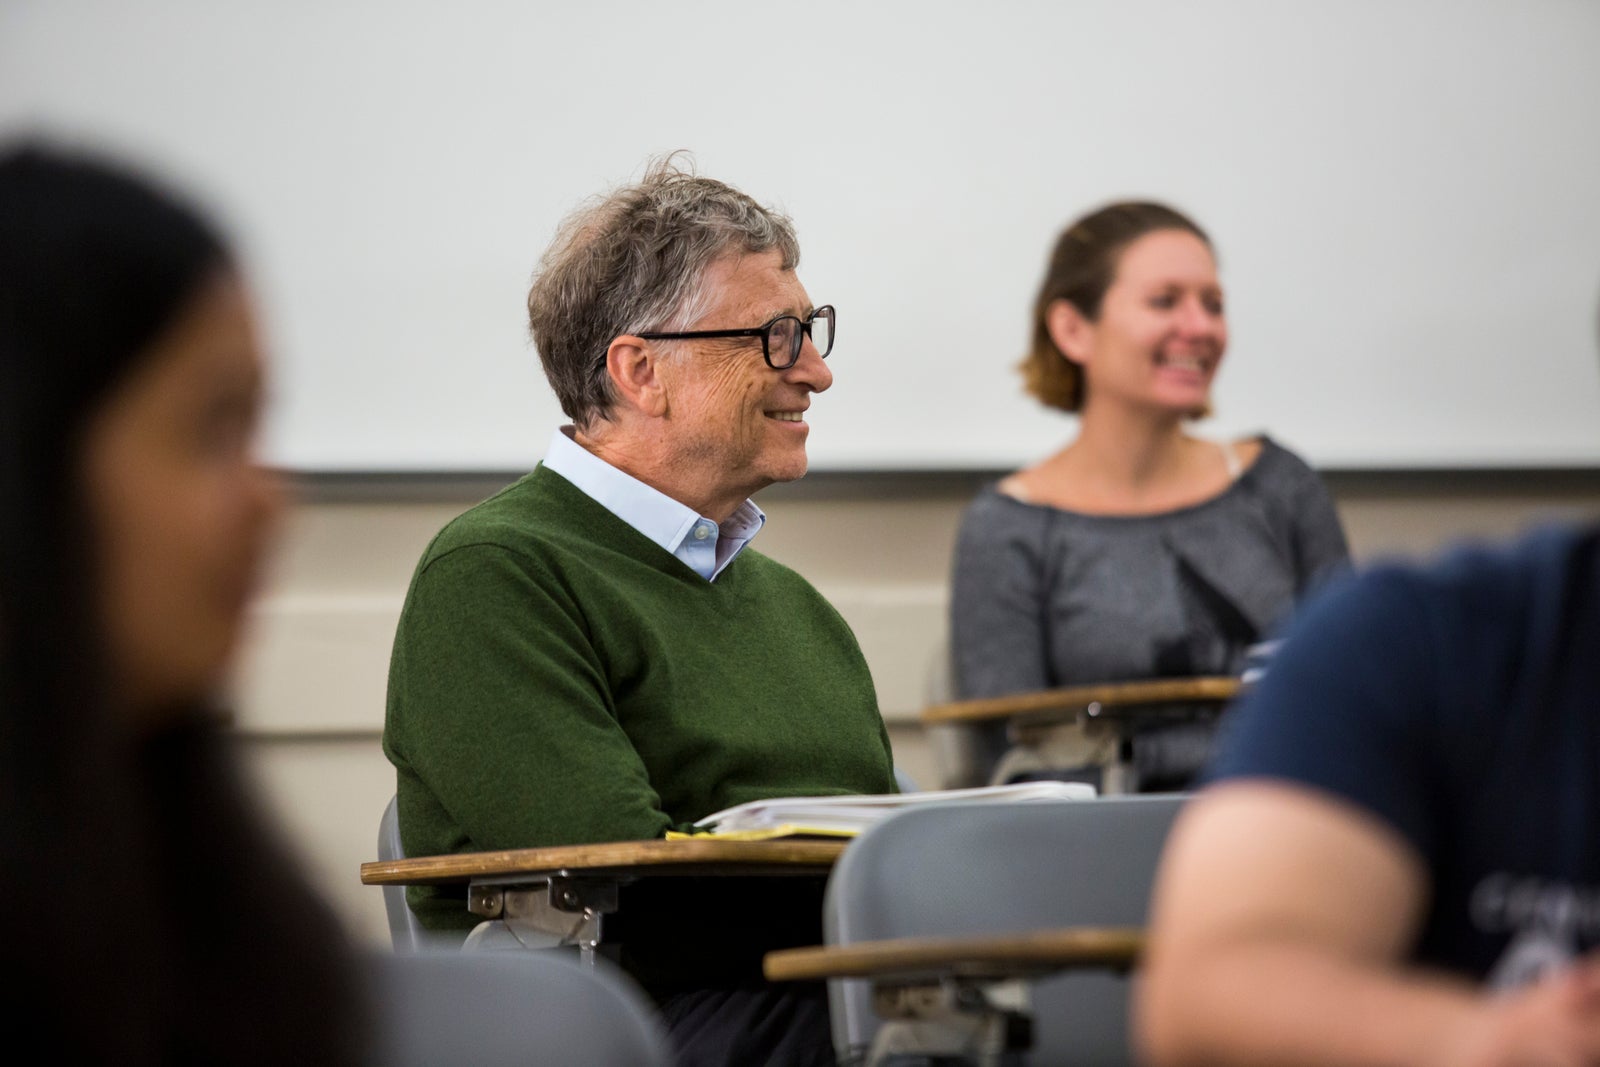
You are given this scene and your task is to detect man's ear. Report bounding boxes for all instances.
[605,335,668,418]
[1045,299,1094,366]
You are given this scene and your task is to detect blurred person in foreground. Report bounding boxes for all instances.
[1139,346,1600,1063]
[0,142,363,1063]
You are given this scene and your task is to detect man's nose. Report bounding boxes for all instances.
[785,335,833,392]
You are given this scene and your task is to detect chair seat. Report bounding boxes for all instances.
[365,950,670,1065]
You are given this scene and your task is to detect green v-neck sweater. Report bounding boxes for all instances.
[384,465,896,931]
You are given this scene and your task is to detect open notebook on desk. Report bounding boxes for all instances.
[669,781,1096,841]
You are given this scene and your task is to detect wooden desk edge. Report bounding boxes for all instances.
[921,677,1242,725]
[764,926,1145,982]
[360,837,848,886]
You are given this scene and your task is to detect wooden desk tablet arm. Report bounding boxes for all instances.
[765,927,1145,1067]
[920,677,1241,729]
[361,839,848,964]
[763,926,1144,982]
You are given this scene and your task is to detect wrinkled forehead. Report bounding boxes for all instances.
[699,248,812,325]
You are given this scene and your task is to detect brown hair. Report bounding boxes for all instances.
[1020,200,1211,412]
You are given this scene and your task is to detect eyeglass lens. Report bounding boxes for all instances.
[808,308,834,360]
[768,308,834,368]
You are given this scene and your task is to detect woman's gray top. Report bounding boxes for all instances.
[950,436,1349,702]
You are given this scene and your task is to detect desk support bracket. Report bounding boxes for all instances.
[866,977,1032,1067]
[469,876,619,966]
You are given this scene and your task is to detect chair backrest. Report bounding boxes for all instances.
[365,950,672,1066]
[379,794,450,954]
[377,794,418,951]
[378,794,558,953]
[824,794,1186,1066]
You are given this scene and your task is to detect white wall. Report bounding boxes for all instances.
[5,0,1600,470]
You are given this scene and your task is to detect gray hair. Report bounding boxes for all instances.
[526,155,800,429]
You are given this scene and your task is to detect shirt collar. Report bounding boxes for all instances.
[541,427,765,578]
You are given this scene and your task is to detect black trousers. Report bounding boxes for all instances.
[606,876,837,1067]
[659,982,834,1067]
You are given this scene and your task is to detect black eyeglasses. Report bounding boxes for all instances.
[638,305,835,370]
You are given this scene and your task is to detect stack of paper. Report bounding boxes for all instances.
[683,781,1096,841]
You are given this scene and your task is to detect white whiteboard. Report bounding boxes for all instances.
[4,0,1599,471]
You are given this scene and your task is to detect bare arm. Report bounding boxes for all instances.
[1138,782,1600,1067]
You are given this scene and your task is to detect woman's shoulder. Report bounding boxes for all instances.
[964,479,1035,518]
[957,479,1052,541]
[1240,434,1323,486]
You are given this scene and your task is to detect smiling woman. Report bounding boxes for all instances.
[947,201,1352,792]
[0,142,362,1064]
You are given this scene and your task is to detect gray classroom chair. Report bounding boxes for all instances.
[824,794,1186,1066]
[378,794,564,953]
[365,949,672,1066]
[377,795,433,953]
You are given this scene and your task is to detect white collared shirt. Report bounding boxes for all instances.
[541,427,765,582]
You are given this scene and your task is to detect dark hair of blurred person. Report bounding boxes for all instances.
[0,142,363,1064]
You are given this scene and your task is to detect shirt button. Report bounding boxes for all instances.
[693,524,711,541]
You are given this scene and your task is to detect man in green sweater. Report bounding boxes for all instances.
[384,158,896,1066]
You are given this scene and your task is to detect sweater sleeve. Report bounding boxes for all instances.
[385,543,676,852]
[949,492,1053,699]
